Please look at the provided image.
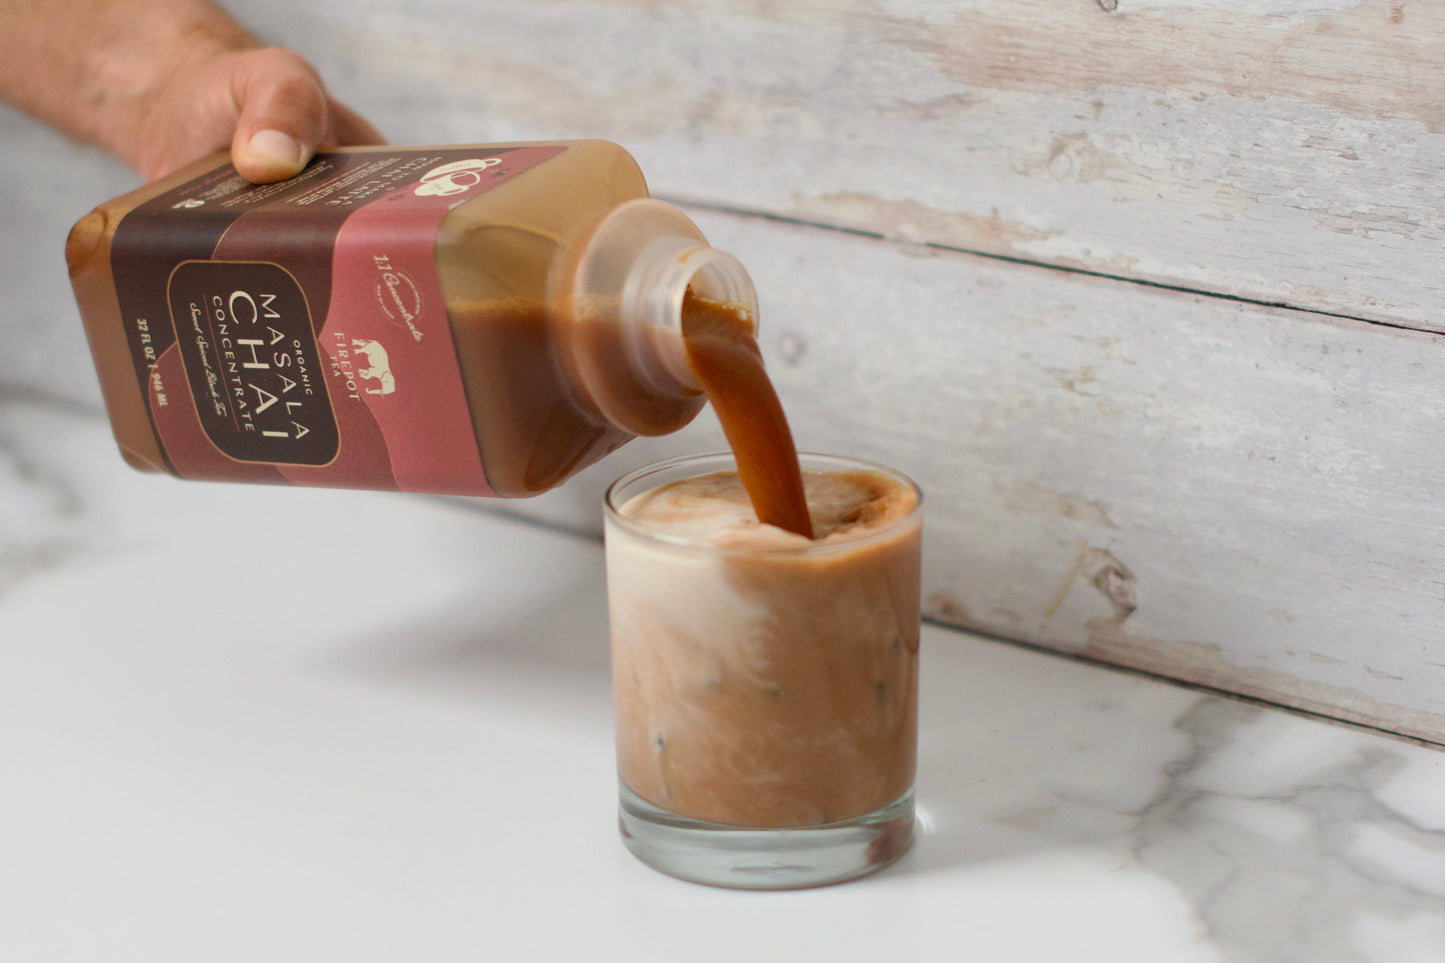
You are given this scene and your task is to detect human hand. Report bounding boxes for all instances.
[1,0,384,186]
[128,44,385,184]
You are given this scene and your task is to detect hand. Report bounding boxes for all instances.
[130,45,385,184]
[1,0,384,185]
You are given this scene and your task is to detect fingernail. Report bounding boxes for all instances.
[246,129,306,168]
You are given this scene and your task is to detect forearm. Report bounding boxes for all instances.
[1,0,256,162]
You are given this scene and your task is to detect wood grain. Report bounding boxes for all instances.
[500,206,1445,744]
[271,0,1445,332]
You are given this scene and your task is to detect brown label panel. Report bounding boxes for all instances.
[167,261,339,465]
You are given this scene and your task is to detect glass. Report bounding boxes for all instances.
[603,452,923,889]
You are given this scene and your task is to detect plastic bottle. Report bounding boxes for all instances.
[65,140,757,497]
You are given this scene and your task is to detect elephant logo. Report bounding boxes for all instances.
[352,339,396,396]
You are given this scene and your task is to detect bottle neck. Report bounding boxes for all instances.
[622,235,757,393]
[553,199,759,436]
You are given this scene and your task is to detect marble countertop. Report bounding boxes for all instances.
[2,394,1443,963]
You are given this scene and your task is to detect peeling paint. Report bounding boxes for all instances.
[1088,554,1137,620]
[1045,364,1098,393]
[1044,542,1137,619]
[1001,481,1118,530]
[795,192,1054,251]
[925,591,975,627]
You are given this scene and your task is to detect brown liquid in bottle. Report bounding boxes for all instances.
[445,298,639,497]
[68,140,812,511]
[681,294,814,540]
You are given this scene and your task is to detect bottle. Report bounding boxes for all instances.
[65,140,758,497]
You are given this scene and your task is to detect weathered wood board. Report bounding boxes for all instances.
[3,0,1443,742]
[498,207,1445,746]
[298,0,1445,333]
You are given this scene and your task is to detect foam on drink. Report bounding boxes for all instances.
[620,467,916,550]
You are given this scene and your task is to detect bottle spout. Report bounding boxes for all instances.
[552,198,759,436]
[626,239,758,393]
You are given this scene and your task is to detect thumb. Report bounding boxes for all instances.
[226,48,330,183]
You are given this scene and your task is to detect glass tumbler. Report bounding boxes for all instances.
[603,452,922,889]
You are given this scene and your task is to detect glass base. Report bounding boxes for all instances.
[617,784,914,890]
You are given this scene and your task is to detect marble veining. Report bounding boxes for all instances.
[0,396,91,597]
[1130,699,1445,960]
[2,395,1443,962]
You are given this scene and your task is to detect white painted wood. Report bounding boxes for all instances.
[247,0,1445,333]
[499,207,1445,745]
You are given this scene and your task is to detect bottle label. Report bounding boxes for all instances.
[109,145,568,494]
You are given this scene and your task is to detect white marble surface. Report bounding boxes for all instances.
[2,394,1444,963]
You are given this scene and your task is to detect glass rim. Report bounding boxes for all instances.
[602,450,923,556]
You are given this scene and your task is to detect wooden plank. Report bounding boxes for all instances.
[498,207,1445,744]
[242,0,1445,333]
